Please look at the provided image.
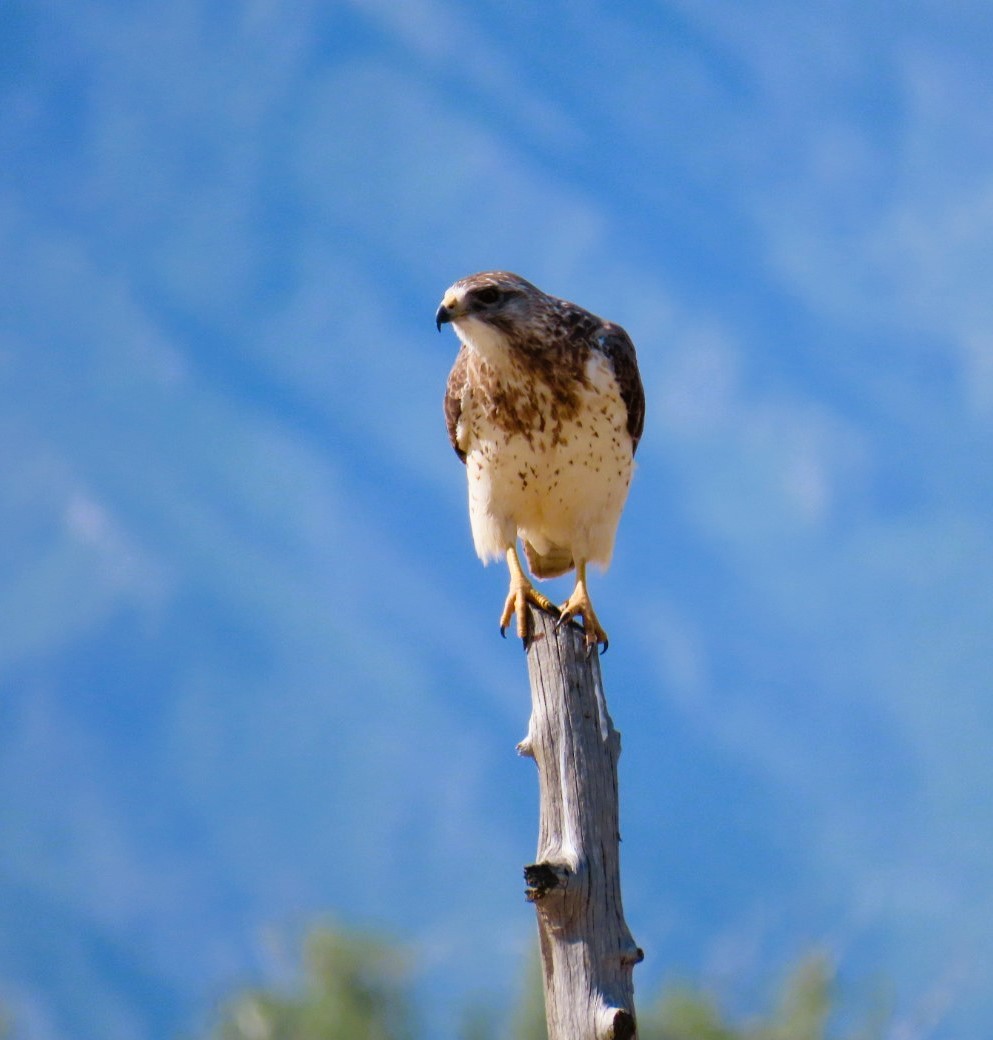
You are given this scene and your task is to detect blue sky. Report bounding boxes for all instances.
[1,2,992,1038]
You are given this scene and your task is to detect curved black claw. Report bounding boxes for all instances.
[554,613,584,643]
[500,621,533,652]
[556,611,608,657]
[586,636,608,659]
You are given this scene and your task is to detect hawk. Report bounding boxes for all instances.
[437,271,644,653]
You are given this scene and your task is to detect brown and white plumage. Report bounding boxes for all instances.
[437,271,644,652]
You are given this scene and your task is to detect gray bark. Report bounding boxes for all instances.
[517,605,643,1040]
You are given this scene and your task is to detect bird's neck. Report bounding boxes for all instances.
[454,317,520,374]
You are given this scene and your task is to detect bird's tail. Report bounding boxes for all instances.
[523,540,574,579]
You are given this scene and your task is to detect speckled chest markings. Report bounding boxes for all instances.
[463,349,632,513]
[462,308,602,447]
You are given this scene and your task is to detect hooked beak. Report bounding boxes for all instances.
[436,293,464,332]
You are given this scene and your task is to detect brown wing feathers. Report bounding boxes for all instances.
[595,325,645,453]
[444,345,469,463]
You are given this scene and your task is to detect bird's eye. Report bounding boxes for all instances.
[475,287,501,305]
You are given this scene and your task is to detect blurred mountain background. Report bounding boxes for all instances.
[1,1,992,1038]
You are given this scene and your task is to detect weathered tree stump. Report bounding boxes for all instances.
[516,604,643,1040]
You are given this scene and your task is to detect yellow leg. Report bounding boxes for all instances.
[557,559,609,655]
[500,545,560,648]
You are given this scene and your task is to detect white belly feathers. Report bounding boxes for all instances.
[462,351,634,571]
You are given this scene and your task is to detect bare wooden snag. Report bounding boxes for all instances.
[516,604,643,1040]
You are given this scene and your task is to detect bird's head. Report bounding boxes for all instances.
[436,271,546,364]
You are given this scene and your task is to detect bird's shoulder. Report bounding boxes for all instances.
[444,345,471,463]
[589,320,645,453]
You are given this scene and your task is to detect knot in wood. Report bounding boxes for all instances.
[606,1008,636,1040]
[523,861,566,901]
[620,944,645,967]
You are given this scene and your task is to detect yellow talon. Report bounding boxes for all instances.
[501,545,560,648]
[557,560,609,655]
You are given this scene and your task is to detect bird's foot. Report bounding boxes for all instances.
[556,585,609,656]
[500,578,560,650]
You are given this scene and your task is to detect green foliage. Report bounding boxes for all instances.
[455,946,548,1040]
[195,926,889,1040]
[639,953,887,1040]
[202,923,415,1040]
[507,945,547,1040]
[456,1000,501,1040]
[641,986,740,1040]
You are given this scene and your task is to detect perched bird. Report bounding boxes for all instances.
[437,271,644,653]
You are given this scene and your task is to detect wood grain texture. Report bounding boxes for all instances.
[517,605,642,1040]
